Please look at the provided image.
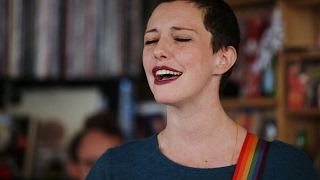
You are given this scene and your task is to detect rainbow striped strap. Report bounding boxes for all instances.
[232,132,271,180]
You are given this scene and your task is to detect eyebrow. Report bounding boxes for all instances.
[145,28,157,34]
[144,26,196,35]
[171,26,196,32]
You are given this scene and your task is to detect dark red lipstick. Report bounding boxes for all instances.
[152,66,182,85]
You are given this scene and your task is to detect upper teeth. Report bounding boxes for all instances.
[156,70,182,76]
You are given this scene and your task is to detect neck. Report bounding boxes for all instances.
[156,87,243,167]
[162,99,235,147]
[158,115,240,168]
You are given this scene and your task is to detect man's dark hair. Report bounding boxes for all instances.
[84,111,123,139]
[155,0,240,93]
[67,111,123,162]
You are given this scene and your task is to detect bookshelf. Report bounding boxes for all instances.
[1,0,319,177]
[0,0,144,80]
[0,0,147,179]
[224,0,320,160]
[0,0,146,109]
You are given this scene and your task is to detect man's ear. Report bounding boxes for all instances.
[213,46,237,75]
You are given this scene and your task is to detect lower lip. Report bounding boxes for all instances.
[154,77,179,85]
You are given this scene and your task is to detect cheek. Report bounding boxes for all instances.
[182,50,215,79]
[142,54,155,92]
[142,51,154,78]
[142,50,151,69]
[180,50,208,68]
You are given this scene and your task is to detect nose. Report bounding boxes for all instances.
[154,39,169,60]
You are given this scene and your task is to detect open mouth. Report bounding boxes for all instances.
[155,69,182,81]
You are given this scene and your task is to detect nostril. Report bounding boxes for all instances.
[154,50,167,60]
[154,50,168,60]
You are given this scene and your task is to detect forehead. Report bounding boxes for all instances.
[77,131,119,155]
[147,1,205,30]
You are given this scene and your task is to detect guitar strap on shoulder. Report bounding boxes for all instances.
[232,132,271,180]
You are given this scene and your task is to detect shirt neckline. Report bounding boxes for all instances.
[150,133,237,174]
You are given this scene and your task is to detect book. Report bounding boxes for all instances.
[8,0,23,78]
[0,0,9,76]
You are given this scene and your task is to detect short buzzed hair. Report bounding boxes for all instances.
[154,0,240,93]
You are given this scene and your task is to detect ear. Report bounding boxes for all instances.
[213,46,237,75]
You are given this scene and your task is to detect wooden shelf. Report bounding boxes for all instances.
[225,0,275,7]
[286,109,320,117]
[221,97,277,108]
[225,0,320,7]
[0,77,130,111]
[284,0,320,7]
[279,0,320,48]
[0,77,131,89]
[283,50,320,61]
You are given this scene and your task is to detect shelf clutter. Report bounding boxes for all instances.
[223,0,320,173]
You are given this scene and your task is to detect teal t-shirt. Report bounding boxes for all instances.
[86,134,318,179]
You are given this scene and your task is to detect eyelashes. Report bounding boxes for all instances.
[175,38,191,42]
[145,38,191,45]
[145,39,158,45]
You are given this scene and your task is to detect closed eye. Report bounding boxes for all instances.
[175,38,191,42]
[145,39,158,45]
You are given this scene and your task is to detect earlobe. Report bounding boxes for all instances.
[214,46,237,75]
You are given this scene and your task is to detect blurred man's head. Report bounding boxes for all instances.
[66,111,123,180]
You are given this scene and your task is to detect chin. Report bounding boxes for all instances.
[153,96,168,104]
[153,94,178,106]
[150,86,183,105]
